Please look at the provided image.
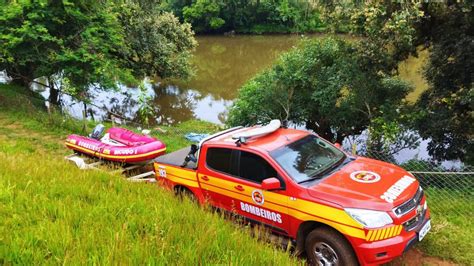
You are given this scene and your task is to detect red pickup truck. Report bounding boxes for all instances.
[153,120,431,265]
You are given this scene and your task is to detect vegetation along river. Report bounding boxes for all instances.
[25,34,443,165]
[30,34,428,125]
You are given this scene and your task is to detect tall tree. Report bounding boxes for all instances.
[0,0,196,105]
[414,3,473,164]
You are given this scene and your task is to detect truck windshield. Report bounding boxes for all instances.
[270,135,346,183]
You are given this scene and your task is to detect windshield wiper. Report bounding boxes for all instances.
[298,174,324,184]
[324,155,354,174]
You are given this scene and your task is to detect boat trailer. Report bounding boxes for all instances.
[65,153,156,183]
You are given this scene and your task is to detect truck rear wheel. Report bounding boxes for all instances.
[305,227,358,266]
[175,186,197,203]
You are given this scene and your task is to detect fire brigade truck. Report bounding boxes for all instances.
[153,120,431,265]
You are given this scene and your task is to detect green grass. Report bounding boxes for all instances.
[418,188,474,265]
[0,84,298,265]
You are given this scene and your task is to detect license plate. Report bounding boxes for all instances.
[418,220,431,241]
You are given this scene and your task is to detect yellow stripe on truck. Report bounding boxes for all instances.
[388,226,396,238]
[199,174,366,239]
[155,164,199,188]
[365,230,373,241]
[288,198,363,229]
[159,170,405,242]
[167,167,197,180]
[288,208,366,239]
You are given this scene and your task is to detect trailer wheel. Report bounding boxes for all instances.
[305,227,358,266]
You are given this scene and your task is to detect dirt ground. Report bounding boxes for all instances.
[389,248,458,266]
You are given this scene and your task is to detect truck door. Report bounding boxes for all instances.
[197,147,238,209]
[234,150,290,234]
[198,146,290,235]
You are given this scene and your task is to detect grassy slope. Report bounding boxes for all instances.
[0,84,298,265]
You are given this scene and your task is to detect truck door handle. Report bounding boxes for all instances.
[201,175,209,181]
[234,185,245,192]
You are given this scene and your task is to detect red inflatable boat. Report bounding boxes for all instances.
[65,127,166,163]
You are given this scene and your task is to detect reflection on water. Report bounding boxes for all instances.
[32,35,305,125]
[153,35,305,124]
[399,48,429,103]
[174,35,303,100]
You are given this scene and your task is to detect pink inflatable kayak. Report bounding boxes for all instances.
[65,127,166,163]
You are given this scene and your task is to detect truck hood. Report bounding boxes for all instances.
[307,156,419,211]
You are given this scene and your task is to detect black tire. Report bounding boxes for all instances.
[175,187,197,203]
[305,226,358,266]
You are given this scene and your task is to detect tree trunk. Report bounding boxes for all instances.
[48,78,59,107]
[10,76,30,88]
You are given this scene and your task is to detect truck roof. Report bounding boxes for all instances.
[205,126,310,153]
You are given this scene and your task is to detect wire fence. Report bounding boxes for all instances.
[363,150,474,217]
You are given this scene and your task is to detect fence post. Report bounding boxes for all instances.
[352,143,357,155]
[82,104,87,134]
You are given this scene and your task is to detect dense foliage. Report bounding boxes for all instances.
[0,0,196,104]
[227,38,411,144]
[163,0,325,33]
[414,3,473,164]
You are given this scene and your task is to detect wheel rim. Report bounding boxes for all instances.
[313,242,339,266]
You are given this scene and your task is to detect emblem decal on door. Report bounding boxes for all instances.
[251,189,265,205]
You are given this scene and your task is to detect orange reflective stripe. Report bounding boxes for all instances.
[365,230,373,241]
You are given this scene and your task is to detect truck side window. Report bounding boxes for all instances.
[206,148,233,175]
[239,151,277,183]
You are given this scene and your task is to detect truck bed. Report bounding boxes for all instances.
[154,146,197,169]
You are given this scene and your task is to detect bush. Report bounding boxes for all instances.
[228,37,411,144]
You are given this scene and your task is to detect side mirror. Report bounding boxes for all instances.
[261,177,281,191]
[334,143,342,149]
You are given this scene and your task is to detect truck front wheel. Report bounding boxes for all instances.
[305,227,358,266]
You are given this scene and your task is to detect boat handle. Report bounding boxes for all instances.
[201,175,209,181]
[234,185,245,192]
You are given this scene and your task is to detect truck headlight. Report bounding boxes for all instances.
[345,208,393,228]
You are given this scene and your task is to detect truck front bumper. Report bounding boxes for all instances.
[352,210,431,265]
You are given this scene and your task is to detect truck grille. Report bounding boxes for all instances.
[393,187,423,217]
[404,208,426,231]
